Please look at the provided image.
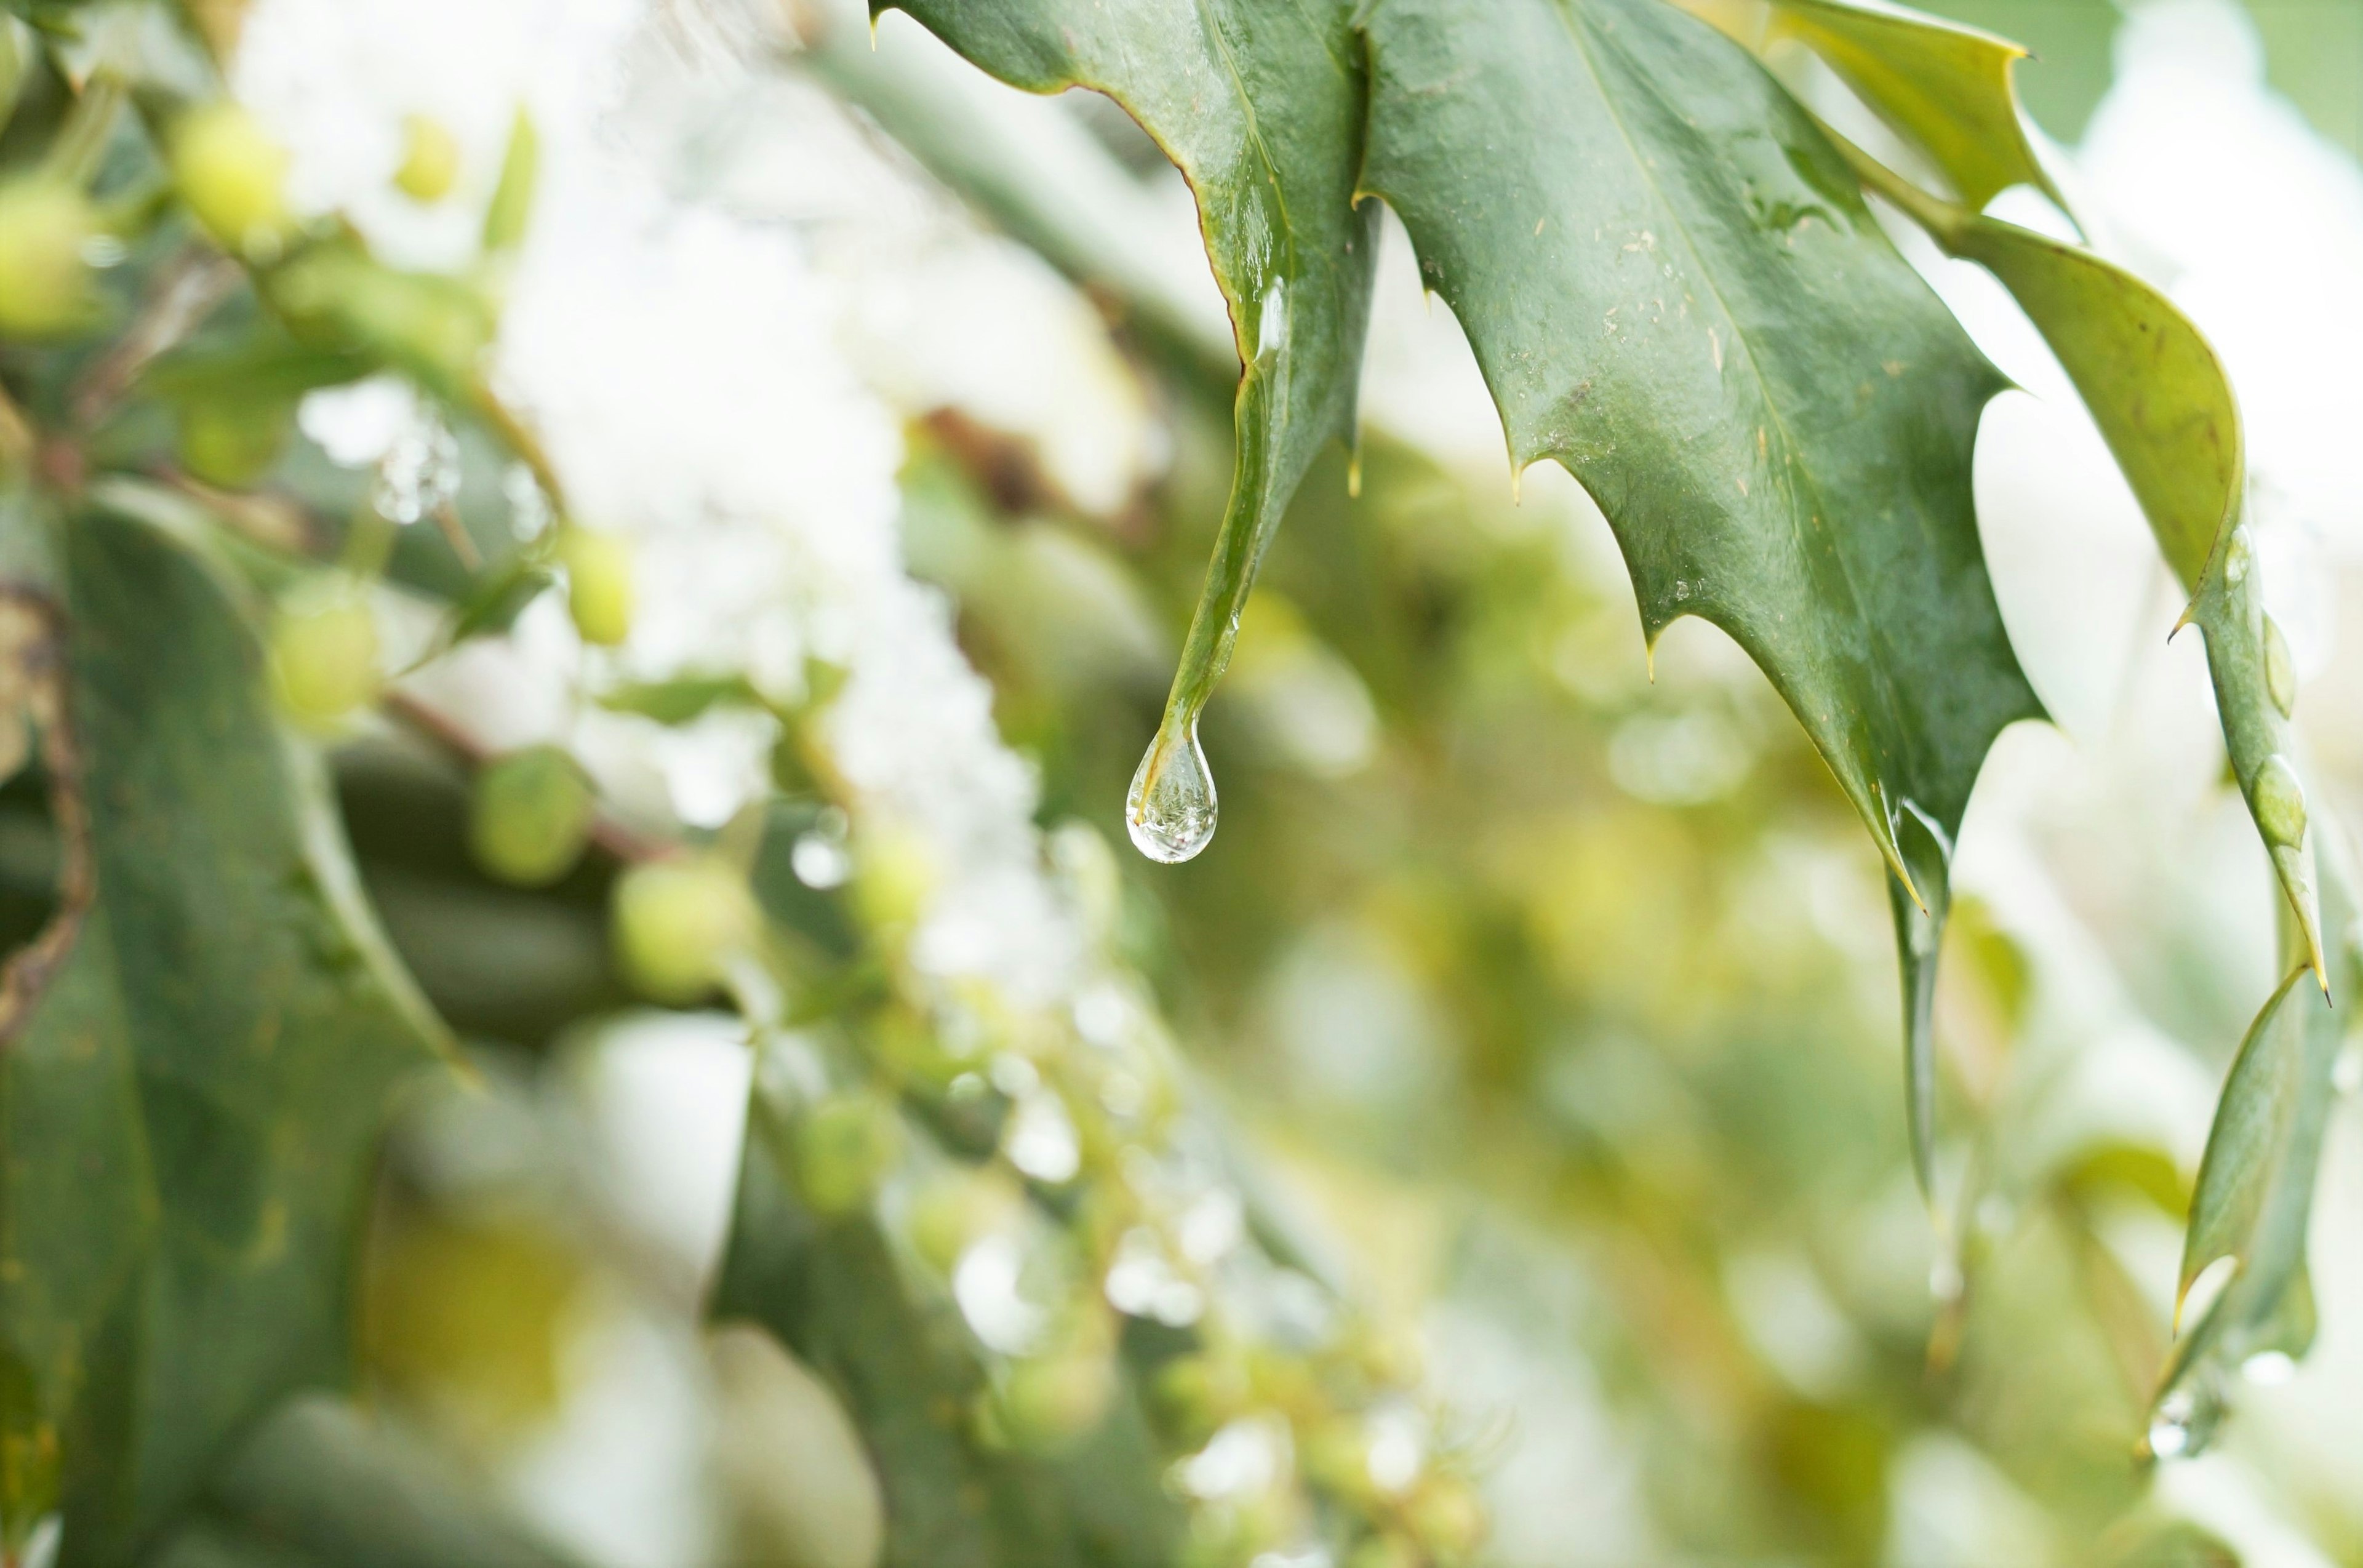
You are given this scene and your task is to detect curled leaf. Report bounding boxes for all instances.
[878,0,1382,863]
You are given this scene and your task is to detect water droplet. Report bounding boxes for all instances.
[2146,1400,2193,1460]
[1004,1090,1081,1183]
[791,831,851,889]
[2242,1350,2297,1386]
[2224,526,2253,586]
[2253,753,2307,848]
[372,407,460,526]
[2265,615,2297,718]
[1127,727,1218,863]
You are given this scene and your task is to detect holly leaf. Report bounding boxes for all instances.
[875,0,1382,850]
[1358,0,2040,1190]
[1819,117,2324,986]
[0,508,446,1565]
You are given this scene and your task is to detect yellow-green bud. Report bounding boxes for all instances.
[1300,1416,1378,1503]
[611,855,757,1002]
[854,825,937,934]
[559,529,633,647]
[1405,1473,1486,1562]
[997,1348,1115,1452]
[905,1167,1018,1273]
[0,180,97,338]
[177,397,293,488]
[470,746,596,887]
[174,103,294,257]
[394,114,462,203]
[796,1093,903,1217]
[271,594,380,722]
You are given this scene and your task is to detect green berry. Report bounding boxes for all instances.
[394,114,462,203]
[854,825,938,934]
[797,1093,903,1217]
[470,746,596,887]
[270,595,380,722]
[174,103,294,257]
[559,529,634,647]
[905,1167,1018,1273]
[0,180,97,338]
[178,397,294,488]
[997,1348,1115,1451]
[611,855,758,1002]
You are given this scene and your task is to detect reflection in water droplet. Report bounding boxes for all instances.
[2265,615,2298,718]
[2224,527,2253,586]
[2146,1405,2192,1460]
[2254,753,2308,848]
[1256,279,1290,362]
[2242,1350,2297,1386]
[1127,726,1218,863]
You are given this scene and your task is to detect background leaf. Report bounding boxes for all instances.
[0,508,444,1565]
[710,1084,1182,1568]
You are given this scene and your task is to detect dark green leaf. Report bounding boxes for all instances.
[1357,0,2041,1188]
[710,1086,1182,1568]
[1823,126,2324,983]
[0,508,445,1565]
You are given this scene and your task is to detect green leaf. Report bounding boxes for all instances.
[710,1084,1183,1568]
[2143,821,2359,1458]
[1825,130,2325,985]
[0,508,445,1564]
[877,0,1382,855]
[1357,0,2040,1190]
[1762,0,2068,214]
[149,1396,585,1568]
[479,110,538,258]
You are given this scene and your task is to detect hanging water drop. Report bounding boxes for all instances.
[2264,615,2297,718]
[2253,753,2307,848]
[1127,725,1218,863]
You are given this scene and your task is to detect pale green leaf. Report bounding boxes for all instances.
[1765,0,2068,214]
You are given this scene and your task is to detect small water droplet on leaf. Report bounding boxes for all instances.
[2223,526,2253,586]
[2265,615,2297,718]
[2254,753,2307,849]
